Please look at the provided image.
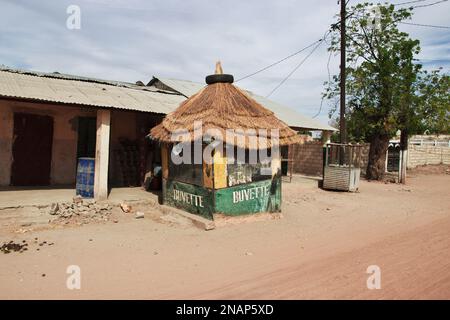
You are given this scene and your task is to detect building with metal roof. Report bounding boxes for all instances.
[0,67,185,114]
[0,67,335,199]
[0,67,335,132]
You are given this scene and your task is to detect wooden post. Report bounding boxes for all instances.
[399,129,408,184]
[322,131,331,176]
[213,148,227,189]
[203,145,214,189]
[339,0,347,145]
[287,145,292,182]
[94,109,111,200]
[161,144,169,179]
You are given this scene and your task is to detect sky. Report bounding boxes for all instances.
[1,0,449,126]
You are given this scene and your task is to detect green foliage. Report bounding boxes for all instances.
[416,69,450,134]
[324,2,450,141]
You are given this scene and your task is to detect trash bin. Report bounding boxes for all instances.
[76,157,95,198]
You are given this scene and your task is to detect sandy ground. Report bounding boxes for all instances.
[0,169,449,299]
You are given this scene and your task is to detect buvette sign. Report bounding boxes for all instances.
[173,189,204,207]
[163,179,214,219]
[216,179,281,215]
[163,177,281,220]
[232,184,270,203]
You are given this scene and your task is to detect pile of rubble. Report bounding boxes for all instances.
[49,195,113,224]
[1,238,54,254]
[1,240,28,254]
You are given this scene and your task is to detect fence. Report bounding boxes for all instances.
[409,135,450,147]
[407,144,450,168]
[290,141,324,176]
[289,139,449,177]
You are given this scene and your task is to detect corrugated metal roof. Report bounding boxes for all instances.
[245,93,337,131]
[0,67,336,131]
[153,77,337,131]
[0,68,185,114]
[149,77,206,98]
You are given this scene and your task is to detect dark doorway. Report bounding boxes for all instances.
[387,145,400,172]
[77,117,96,158]
[11,113,54,186]
[280,145,289,175]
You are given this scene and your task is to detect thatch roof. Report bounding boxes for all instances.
[150,62,303,149]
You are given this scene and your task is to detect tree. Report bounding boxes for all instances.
[416,69,450,135]
[324,2,449,180]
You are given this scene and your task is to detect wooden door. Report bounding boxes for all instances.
[11,113,54,186]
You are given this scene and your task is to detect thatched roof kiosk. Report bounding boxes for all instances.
[150,62,303,220]
[150,62,302,149]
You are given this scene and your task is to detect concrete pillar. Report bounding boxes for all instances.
[322,131,331,171]
[399,130,408,184]
[322,130,332,147]
[385,147,389,173]
[94,109,111,200]
[399,149,408,184]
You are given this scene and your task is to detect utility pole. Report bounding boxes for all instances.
[339,0,347,145]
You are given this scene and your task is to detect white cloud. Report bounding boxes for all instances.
[0,0,448,125]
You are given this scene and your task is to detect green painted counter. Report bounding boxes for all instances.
[163,177,281,220]
[215,178,281,215]
[163,179,214,219]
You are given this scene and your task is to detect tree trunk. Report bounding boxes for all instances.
[366,134,390,180]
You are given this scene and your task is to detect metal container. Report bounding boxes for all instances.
[323,165,360,191]
[323,143,363,192]
[76,157,95,198]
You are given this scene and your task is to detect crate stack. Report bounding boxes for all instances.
[114,141,140,187]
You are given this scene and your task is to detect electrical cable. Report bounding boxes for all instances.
[235,39,323,82]
[266,31,331,98]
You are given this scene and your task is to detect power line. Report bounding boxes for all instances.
[313,94,326,119]
[327,50,333,85]
[266,31,330,98]
[240,0,447,115]
[393,0,427,6]
[265,38,326,98]
[412,0,448,8]
[350,9,450,30]
[393,0,449,7]
[352,11,450,29]
[399,21,450,29]
[235,39,323,82]
[313,50,333,119]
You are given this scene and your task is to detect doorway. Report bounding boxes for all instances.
[76,117,96,158]
[11,113,54,186]
[387,145,400,172]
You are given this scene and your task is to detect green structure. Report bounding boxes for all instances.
[161,162,282,220]
[150,62,301,220]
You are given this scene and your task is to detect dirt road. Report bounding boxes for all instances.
[195,217,450,299]
[0,172,449,299]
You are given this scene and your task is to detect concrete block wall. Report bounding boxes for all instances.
[407,145,450,168]
[290,142,371,177]
[291,141,324,176]
[357,143,449,173]
[289,140,449,177]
